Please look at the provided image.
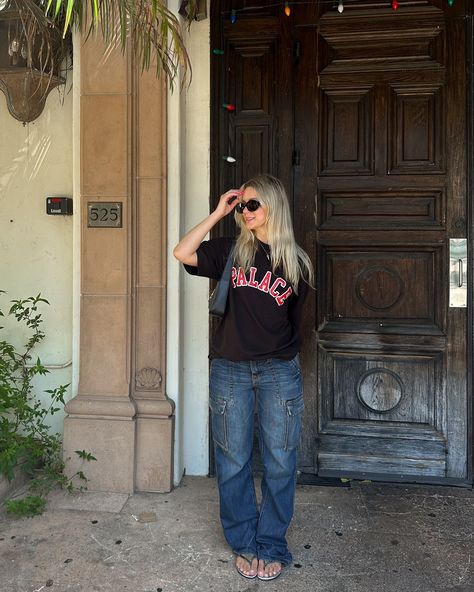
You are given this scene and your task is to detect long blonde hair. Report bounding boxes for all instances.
[233,174,314,293]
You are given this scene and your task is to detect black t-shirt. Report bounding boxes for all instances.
[184,237,308,361]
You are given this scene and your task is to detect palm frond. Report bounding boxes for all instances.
[42,0,192,87]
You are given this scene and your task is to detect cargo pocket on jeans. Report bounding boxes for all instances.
[209,396,228,452]
[285,395,304,451]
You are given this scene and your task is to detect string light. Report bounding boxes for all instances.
[213,49,224,55]
[447,0,455,6]
[222,156,236,163]
[230,9,237,24]
[284,1,291,16]
[392,0,398,9]
[222,103,236,112]
[337,0,344,13]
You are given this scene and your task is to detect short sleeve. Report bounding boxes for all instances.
[288,278,310,329]
[183,237,234,280]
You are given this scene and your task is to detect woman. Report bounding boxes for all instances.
[173,174,313,581]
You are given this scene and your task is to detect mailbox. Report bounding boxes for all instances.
[46,197,73,216]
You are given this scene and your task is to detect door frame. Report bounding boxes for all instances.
[467,10,474,486]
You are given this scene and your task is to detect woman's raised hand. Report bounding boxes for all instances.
[214,189,243,218]
[173,188,243,265]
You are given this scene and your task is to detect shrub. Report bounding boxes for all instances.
[0,292,95,517]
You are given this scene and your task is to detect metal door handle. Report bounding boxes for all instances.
[458,259,463,288]
[449,239,467,308]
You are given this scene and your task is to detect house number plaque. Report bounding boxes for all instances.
[87,202,122,228]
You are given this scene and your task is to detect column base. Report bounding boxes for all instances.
[63,416,135,494]
[135,416,175,492]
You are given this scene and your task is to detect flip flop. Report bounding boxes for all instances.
[257,559,283,581]
[234,552,258,579]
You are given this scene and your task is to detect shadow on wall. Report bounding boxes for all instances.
[0,125,52,194]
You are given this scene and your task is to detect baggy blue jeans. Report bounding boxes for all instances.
[209,356,304,566]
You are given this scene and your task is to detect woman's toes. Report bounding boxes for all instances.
[266,561,282,577]
[236,555,257,576]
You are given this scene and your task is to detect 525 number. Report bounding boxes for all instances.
[88,202,122,227]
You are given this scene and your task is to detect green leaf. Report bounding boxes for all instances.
[4,495,46,517]
[75,450,97,462]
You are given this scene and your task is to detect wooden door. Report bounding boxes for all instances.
[294,0,470,484]
[210,0,294,233]
[211,0,471,484]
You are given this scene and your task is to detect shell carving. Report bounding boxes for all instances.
[136,367,162,390]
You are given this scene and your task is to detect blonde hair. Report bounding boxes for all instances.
[233,174,314,292]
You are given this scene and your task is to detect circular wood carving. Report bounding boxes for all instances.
[355,266,403,311]
[357,368,403,413]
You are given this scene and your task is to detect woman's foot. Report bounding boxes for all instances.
[235,554,258,579]
[257,559,283,581]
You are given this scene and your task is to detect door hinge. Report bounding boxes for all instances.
[293,40,301,65]
[292,149,300,166]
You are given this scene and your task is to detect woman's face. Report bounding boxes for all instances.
[239,186,268,236]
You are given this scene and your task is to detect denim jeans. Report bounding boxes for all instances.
[209,356,304,566]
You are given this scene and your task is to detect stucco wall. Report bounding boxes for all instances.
[182,16,212,477]
[0,82,74,435]
[0,10,210,479]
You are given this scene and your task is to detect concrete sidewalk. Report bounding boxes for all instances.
[1,476,473,592]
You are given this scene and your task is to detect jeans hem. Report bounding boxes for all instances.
[233,547,258,558]
[257,554,292,567]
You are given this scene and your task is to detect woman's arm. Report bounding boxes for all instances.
[173,189,242,266]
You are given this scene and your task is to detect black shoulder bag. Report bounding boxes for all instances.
[209,244,235,318]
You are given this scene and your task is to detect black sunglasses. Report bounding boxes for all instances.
[236,199,261,214]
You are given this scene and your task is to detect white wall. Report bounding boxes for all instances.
[168,4,211,482]
[182,16,212,476]
[0,80,74,435]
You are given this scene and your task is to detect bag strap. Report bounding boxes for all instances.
[220,242,235,282]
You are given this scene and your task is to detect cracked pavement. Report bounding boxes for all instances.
[1,476,474,592]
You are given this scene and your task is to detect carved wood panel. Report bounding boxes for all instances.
[218,32,280,201]
[319,245,444,333]
[389,85,445,174]
[317,343,447,477]
[320,347,443,426]
[319,87,375,176]
[319,189,445,229]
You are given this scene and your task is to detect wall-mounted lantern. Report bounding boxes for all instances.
[0,0,68,123]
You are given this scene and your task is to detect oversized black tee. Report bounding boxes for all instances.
[184,237,308,361]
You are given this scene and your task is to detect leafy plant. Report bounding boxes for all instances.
[0,291,96,517]
[6,0,193,89]
[4,494,46,517]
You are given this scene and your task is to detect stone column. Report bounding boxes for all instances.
[63,31,173,493]
[131,65,174,492]
[63,33,135,492]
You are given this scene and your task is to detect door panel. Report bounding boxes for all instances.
[319,189,445,230]
[211,3,293,225]
[320,87,375,176]
[320,246,445,333]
